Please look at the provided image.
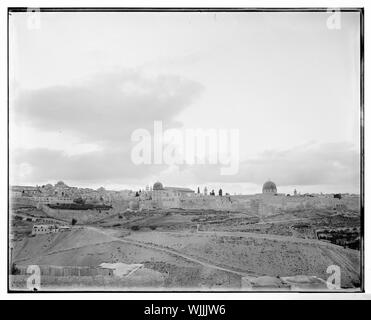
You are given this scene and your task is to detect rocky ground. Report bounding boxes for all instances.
[9,205,362,291]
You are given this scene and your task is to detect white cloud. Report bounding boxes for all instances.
[13,69,203,145]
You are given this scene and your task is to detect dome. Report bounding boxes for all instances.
[262,181,277,194]
[153,181,164,190]
[129,200,139,210]
[55,181,68,187]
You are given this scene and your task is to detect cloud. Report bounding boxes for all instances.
[11,148,168,185]
[242,142,360,187]
[173,142,360,189]
[14,69,203,145]
[11,69,204,185]
[11,70,359,191]
[12,138,360,193]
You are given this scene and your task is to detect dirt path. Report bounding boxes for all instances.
[15,227,250,277]
[256,217,311,224]
[191,230,346,249]
[88,227,250,277]
[92,228,355,275]
[13,239,115,263]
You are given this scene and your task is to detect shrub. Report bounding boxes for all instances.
[71,218,77,225]
[11,263,20,275]
[131,225,140,231]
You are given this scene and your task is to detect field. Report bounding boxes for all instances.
[9,204,361,291]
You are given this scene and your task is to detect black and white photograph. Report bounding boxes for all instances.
[6,7,364,293]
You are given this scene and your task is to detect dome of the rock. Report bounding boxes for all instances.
[153,181,164,190]
[262,181,277,194]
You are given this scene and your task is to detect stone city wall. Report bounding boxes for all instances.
[178,196,237,211]
[14,264,113,277]
[41,204,115,224]
[136,193,360,216]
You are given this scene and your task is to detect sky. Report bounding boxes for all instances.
[9,10,361,194]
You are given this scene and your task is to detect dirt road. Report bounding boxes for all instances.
[87,227,250,277]
[151,229,348,250]
[15,226,250,277]
[197,230,333,246]
[91,227,356,276]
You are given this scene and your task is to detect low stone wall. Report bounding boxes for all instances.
[41,204,115,224]
[14,264,113,277]
[10,268,165,290]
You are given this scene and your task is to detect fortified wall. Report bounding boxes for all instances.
[40,204,115,224]
[138,193,360,217]
[246,194,360,216]
[139,195,242,211]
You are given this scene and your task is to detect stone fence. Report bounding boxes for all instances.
[14,264,113,277]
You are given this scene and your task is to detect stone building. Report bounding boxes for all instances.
[140,182,195,209]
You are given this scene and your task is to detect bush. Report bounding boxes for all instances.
[131,225,140,231]
[149,226,157,230]
[11,263,20,275]
[71,218,77,225]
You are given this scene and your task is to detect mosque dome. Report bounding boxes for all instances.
[55,181,68,187]
[262,181,277,194]
[129,200,139,210]
[153,181,164,190]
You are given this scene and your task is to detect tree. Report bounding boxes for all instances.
[218,189,223,196]
[197,187,200,194]
[11,263,20,275]
[210,190,215,196]
[71,218,77,225]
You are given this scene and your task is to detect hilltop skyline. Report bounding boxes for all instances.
[11,179,360,196]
